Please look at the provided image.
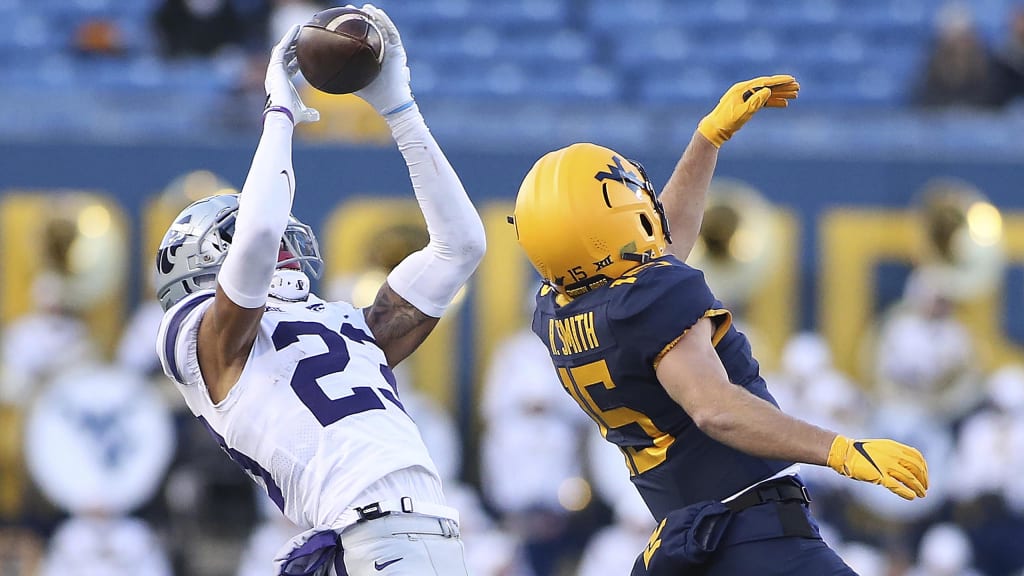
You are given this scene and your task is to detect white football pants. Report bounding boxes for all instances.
[333,514,468,576]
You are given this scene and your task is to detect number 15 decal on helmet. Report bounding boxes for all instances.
[510,143,672,299]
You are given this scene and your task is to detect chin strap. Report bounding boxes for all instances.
[269,269,310,302]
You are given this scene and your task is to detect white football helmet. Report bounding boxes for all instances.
[154,194,322,311]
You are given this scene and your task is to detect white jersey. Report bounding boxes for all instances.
[156,290,442,530]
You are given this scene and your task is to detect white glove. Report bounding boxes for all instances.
[354,4,415,117]
[265,24,319,125]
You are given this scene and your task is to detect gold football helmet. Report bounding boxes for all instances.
[512,143,671,297]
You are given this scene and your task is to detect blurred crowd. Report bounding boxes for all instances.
[61,0,1024,143]
[147,0,388,140]
[145,0,1024,113]
[0,175,1023,576]
[913,2,1024,108]
[2,1,1024,576]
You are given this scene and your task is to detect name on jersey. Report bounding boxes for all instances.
[547,312,600,356]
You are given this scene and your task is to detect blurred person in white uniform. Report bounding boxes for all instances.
[268,0,324,48]
[481,325,589,515]
[26,365,175,576]
[949,364,1024,510]
[446,483,531,576]
[481,317,590,575]
[238,495,300,576]
[905,523,981,576]
[874,270,981,423]
[0,273,96,407]
[767,332,870,493]
[844,402,952,525]
[577,433,656,576]
[835,542,888,576]
[40,516,172,576]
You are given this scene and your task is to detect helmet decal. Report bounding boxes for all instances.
[594,156,647,197]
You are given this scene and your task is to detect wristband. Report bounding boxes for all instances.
[264,105,294,124]
[384,100,416,116]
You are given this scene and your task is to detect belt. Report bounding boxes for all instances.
[722,476,817,542]
[354,497,460,524]
[342,513,461,546]
[724,476,811,513]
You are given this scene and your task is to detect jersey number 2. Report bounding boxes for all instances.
[272,321,403,427]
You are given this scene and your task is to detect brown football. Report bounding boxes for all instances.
[295,7,384,95]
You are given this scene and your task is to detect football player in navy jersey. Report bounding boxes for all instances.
[510,76,929,575]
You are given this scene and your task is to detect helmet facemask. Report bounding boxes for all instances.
[155,194,324,311]
[611,158,673,261]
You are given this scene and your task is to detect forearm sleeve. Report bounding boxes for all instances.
[385,106,486,317]
[218,112,295,308]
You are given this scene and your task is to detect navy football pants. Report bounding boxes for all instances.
[700,536,857,576]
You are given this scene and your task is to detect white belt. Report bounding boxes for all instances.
[354,497,460,525]
[722,464,802,503]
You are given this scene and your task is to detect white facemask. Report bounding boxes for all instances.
[269,269,311,302]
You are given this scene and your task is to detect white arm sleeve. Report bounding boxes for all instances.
[218,112,295,309]
[384,106,487,318]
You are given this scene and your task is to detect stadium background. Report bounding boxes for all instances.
[2,0,1024,575]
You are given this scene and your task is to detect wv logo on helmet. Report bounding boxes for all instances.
[594,155,645,195]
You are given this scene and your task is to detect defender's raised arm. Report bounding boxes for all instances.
[354,5,487,367]
[194,25,321,402]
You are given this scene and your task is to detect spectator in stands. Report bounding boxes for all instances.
[906,523,981,576]
[41,516,172,576]
[874,270,980,424]
[154,0,246,58]
[268,0,324,47]
[26,366,176,576]
[481,316,590,576]
[237,495,297,576]
[993,4,1024,104]
[575,489,654,576]
[950,365,1024,509]
[913,2,1004,109]
[835,542,888,576]
[578,434,656,576]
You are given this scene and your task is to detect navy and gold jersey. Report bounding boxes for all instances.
[532,255,791,521]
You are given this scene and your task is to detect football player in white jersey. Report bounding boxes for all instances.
[153,6,485,575]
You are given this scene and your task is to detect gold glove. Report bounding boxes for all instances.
[827,435,929,500]
[697,74,799,147]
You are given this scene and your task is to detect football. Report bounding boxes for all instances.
[296,7,385,95]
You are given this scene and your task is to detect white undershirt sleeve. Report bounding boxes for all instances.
[217,112,295,309]
[384,106,487,318]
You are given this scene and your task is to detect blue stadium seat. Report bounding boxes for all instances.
[531,63,622,103]
[6,0,1019,142]
[112,0,159,18]
[421,60,620,103]
[609,27,694,67]
[4,55,76,89]
[637,66,722,105]
[586,0,668,32]
[398,0,568,29]
[405,25,593,66]
[755,0,841,26]
[115,16,158,54]
[5,13,54,51]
